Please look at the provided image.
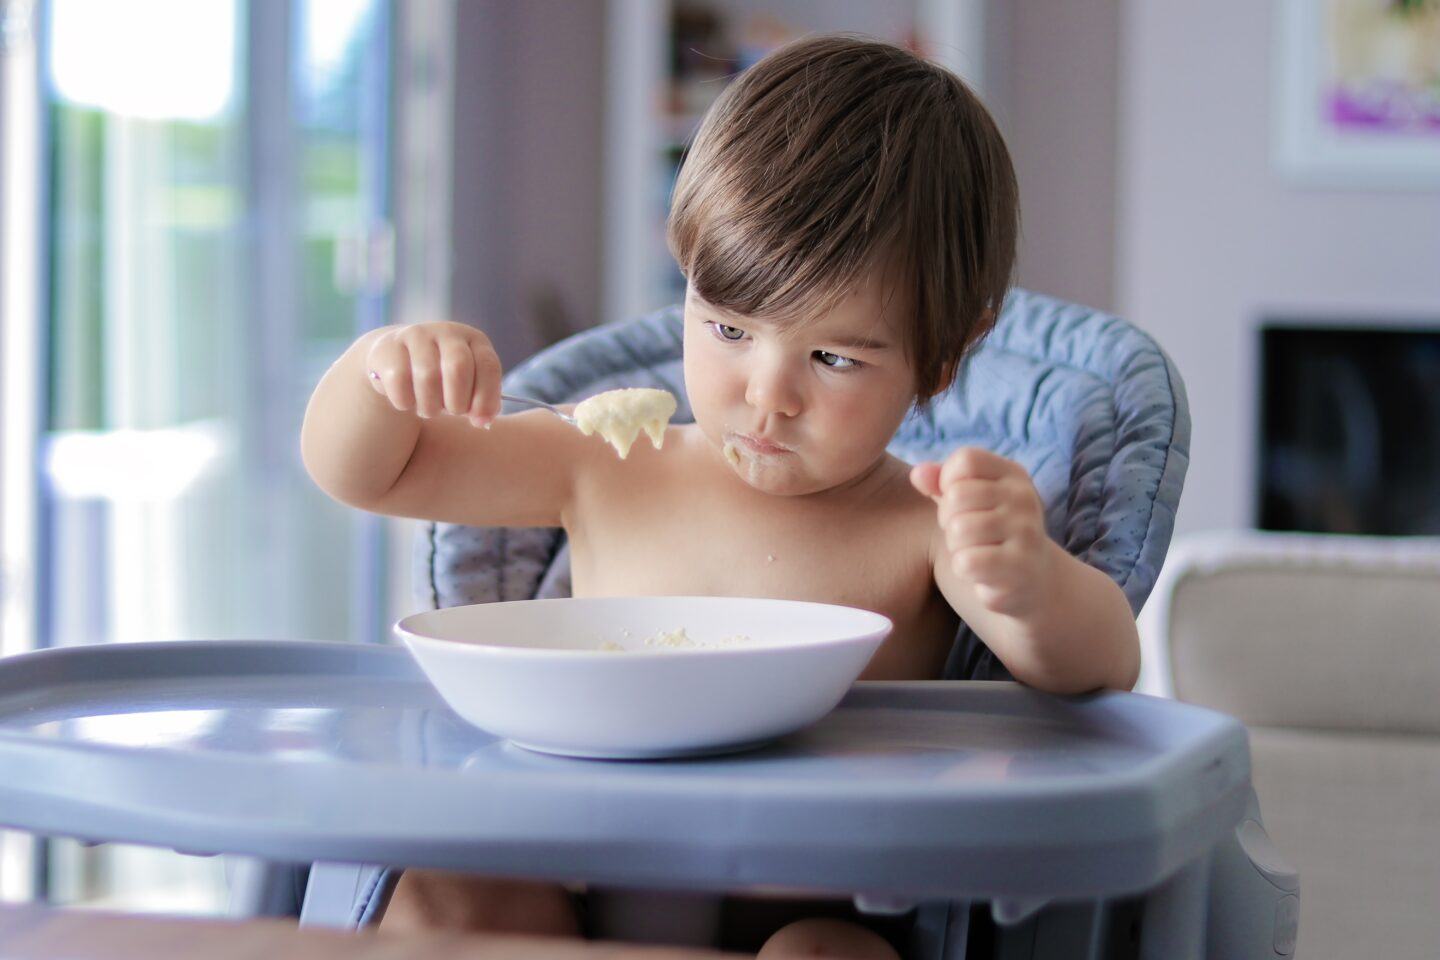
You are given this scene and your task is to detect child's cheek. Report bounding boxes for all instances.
[681,338,736,428]
[823,376,910,454]
[816,388,880,452]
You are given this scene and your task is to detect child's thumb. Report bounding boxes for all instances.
[909,462,942,500]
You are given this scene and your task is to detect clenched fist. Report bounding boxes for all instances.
[364,321,503,428]
[910,447,1057,618]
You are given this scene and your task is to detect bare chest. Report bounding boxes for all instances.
[565,465,958,679]
[575,498,904,600]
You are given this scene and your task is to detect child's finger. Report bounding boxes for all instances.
[939,446,1011,488]
[945,511,1008,552]
[438,338,476,416]
[467,340,503,425]
[909,461,942,500]
[370,342,416,413]
[409,338,443,419]
[950,544,1008,584]
[364,335,402,401]
[941,478,1004,516]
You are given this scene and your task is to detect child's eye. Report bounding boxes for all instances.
[710,322,746,342]
[814,350,860,370]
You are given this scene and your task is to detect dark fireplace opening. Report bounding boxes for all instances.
[1258,322,1440,536]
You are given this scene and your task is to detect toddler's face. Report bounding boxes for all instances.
[682,270,918,497]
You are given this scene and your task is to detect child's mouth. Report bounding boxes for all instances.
[734,433,793,456]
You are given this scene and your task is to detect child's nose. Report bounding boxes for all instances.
[744,355,803,418]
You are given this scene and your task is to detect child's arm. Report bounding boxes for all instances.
[910,449,1140,694]
[301,321,594,527]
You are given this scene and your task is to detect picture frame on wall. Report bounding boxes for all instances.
[1273,0,1440,189]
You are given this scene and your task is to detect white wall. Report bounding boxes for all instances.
[1116,0,1440,537]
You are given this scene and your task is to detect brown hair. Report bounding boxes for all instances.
[667,34,1019,400]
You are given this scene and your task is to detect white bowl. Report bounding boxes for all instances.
[395,596,892,759]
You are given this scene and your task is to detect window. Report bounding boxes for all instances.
[34,0,393,913]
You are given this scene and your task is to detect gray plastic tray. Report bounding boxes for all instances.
[0,640,1251,900]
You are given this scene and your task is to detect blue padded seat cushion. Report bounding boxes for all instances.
[413,288,1189,682]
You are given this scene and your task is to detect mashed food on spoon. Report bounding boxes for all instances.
[573,388,677,459]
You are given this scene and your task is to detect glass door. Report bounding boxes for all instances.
[38,0,392,913]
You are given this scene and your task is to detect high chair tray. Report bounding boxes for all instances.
[0,639,1250,900]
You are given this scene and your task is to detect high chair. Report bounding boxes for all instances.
[292,289,1292,956]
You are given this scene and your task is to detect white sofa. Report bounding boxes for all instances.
[1140,530,1440,960]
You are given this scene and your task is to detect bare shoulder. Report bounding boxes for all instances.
[876,454,942,549]
[572,419,701,478]
[565,421,706,521]
[825,454,943,580]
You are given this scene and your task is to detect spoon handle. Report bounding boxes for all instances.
[500,393,577,424]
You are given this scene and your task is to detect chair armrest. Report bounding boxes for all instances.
[1138,530,1440,734]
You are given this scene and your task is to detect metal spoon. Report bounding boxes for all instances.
[500,393,577,425]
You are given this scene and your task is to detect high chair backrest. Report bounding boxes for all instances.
[411,288,1190,680]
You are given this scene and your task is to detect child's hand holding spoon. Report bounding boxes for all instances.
[364,322,674,457]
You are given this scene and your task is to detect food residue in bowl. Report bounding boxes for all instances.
[596,627,755,652]
[573,388,677,459]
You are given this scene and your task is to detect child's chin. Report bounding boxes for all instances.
[730,458,827,497]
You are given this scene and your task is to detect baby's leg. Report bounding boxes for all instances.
[757,918,903,960]
[379,869,584,938]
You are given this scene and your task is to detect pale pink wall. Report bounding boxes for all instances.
[450,0,605,368]
[1002,0,1119,314]
[449,1,515,356]
[1117,0,1440,536]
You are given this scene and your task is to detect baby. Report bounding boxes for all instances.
[302,33,1139,960]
